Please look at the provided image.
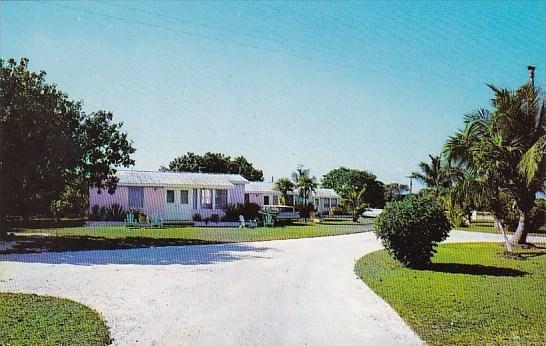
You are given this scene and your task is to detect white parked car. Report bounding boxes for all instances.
[362,208,383,218]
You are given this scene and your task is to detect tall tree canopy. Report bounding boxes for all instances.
[444,83,546,244]
[321,167,385,207]
[384,183,410,203]
[160,152,264,181]
[0,58,135,221]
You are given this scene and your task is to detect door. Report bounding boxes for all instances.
[165,189,193,220]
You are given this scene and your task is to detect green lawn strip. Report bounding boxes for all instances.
[459,224,546,236]
[5,224,373,253]
[0,293,111,345]
[355,243,546,345]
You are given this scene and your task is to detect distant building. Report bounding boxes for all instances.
[90,170,341,220]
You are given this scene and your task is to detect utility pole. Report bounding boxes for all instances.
[528,65,535,87]
[406,175,414,194]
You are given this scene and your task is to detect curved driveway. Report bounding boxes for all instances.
[1,230,541,345]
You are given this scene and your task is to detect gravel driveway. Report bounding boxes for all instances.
[0,230,541,345]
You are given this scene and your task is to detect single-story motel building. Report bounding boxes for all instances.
[89,170,340,221]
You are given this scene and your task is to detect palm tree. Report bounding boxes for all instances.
[292,166,318,221]
[448,167,514,251]
[410,154,455,197]
[341,186,367,222]
[274,177,295,205]
[444,83,545,244]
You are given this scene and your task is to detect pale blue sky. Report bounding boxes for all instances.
[1,1,545,185]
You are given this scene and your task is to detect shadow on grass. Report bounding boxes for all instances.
[422,263,527,277]
[0,236,275,266]
[1,235,226,254]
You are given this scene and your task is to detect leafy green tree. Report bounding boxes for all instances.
[292,166,318,221]
[384,183,410,203]
[0,58,135,231]
[229,156,264,182]
[274,177,295,205]
[341,186,367,222]
[445,83,546,244]
[161,152,264,181]
[321,167,385,207]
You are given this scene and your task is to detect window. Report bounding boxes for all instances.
[331,198,338,207]
[180,190,189,204]
[201,189,212,209]
[128,187,144,208]
[193,189,198,209]
[314,198,319,206]
[263,195,270,205]
[323,198,331,208]
[273,195,279,205]
[244,193,250,204]
[166,190,175,204]
[215,189,228,209]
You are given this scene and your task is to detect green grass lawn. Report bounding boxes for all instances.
[0,293,110,345]
[459,222,546,236]
[356,243,546,345]
[4,221,373,253]
[460,223,497,233]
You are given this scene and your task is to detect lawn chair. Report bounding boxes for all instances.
[150,215,163,228]
[125,213,137,228]
[263,213,275,227]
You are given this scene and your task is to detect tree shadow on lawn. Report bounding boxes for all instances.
[2,235,227,253]
[421,263,527,277]
[0,236,276,266]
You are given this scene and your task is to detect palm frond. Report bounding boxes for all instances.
[518,135,546,185]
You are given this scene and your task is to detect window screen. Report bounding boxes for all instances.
[166,190,174,204]
[128,187,144,208]
[201,189,212,209]
[180,190,189,204]
[215,189,228,209]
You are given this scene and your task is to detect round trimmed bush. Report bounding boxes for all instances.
[375,195,451,268]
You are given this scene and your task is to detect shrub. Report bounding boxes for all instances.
[222,204,239,221]
[192,213,202,221]
[89,205,101,221]
[104,203,126,221]
[499,198,546,233]
[295,202,315,219]
[375,195,451,268]
[210,214,220,223]
[328,206,344,216]
[529,199,546,232]
[128,208,142,220]
[240,202,260,220]
[220,202,260,221]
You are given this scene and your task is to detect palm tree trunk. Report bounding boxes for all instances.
[494,216,513,252]
[303,195,307,222]
[512,209,529,244]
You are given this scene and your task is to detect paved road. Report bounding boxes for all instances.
[0,231,542,345]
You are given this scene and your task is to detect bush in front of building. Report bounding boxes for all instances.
[221,203,261,221]
[375,195,451,268]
